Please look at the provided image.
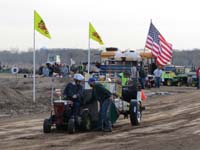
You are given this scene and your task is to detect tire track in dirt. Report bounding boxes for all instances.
[1,87,200,150]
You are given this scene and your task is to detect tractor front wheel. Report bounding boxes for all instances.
[43,119,51,133]
[130,100,142,126]
[81,111,91,131]
[68,118,75,134]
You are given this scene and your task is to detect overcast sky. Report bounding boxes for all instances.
[0,0,200,51]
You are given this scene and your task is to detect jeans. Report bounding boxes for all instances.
[155,77,161,88]
[140,77,146,89]
[198,77,200,89]
[72,101,80,117]
[97,98,112,130]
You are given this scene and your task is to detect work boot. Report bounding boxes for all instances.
[94,127,102,131]
[102,128,112,132]
[103,122,112,132]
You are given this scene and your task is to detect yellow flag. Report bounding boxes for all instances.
[89,22,104,45]
[34,10,51,39]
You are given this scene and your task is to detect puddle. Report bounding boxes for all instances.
[146,90,188,97]
[155,92,171,95]
[145,92,172,97]
[0,114,11,118]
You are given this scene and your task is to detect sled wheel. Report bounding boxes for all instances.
[130,100,142,126]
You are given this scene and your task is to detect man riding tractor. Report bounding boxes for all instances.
[63,73,84,123]
[43,73,94,134]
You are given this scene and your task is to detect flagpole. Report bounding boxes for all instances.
[144,19,152,73]
[33,12,36,103]
[144,19,152,53]
[88,23,90,74]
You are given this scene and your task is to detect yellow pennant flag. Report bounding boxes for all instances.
[89,22,104,45]
[34,10,51,39]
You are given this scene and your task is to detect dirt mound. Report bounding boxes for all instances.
[0,86,31,114]
[0,77,71,116]
[0,86,25,101]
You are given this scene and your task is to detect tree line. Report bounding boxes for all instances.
[0,48,200,68]
[172,49,200,67]
[0,48,101,69]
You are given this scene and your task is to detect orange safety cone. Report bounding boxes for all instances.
[141,90,147,101]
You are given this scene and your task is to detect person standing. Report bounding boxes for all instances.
[61,64,69,77]
[139,67,147,89]
[153,66,163,88]
[196,66,200,89]
[42,65,49,77]
[88,78,112,132]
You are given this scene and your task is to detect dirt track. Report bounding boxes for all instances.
[0,76,200,150]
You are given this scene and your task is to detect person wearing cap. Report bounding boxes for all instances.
[63,73,84,119]
[88,77,112,132]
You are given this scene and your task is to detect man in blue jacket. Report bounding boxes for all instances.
[63,73,84,119]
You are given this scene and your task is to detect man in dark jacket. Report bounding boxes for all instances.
[88,78,112,132]
[63,73,84,118]
[139,67,147,89]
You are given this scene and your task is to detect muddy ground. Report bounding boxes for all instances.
[0,75,200,150]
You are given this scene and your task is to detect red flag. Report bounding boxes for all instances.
[145,22,173,66]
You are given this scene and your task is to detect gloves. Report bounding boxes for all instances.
[72,94,77,99]
[63,95,67,100]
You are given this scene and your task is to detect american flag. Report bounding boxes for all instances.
[145,22,173,66]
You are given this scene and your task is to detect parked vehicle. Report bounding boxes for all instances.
[169,73,188,86]
[162,70,176,86]
[162,72,197,87]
